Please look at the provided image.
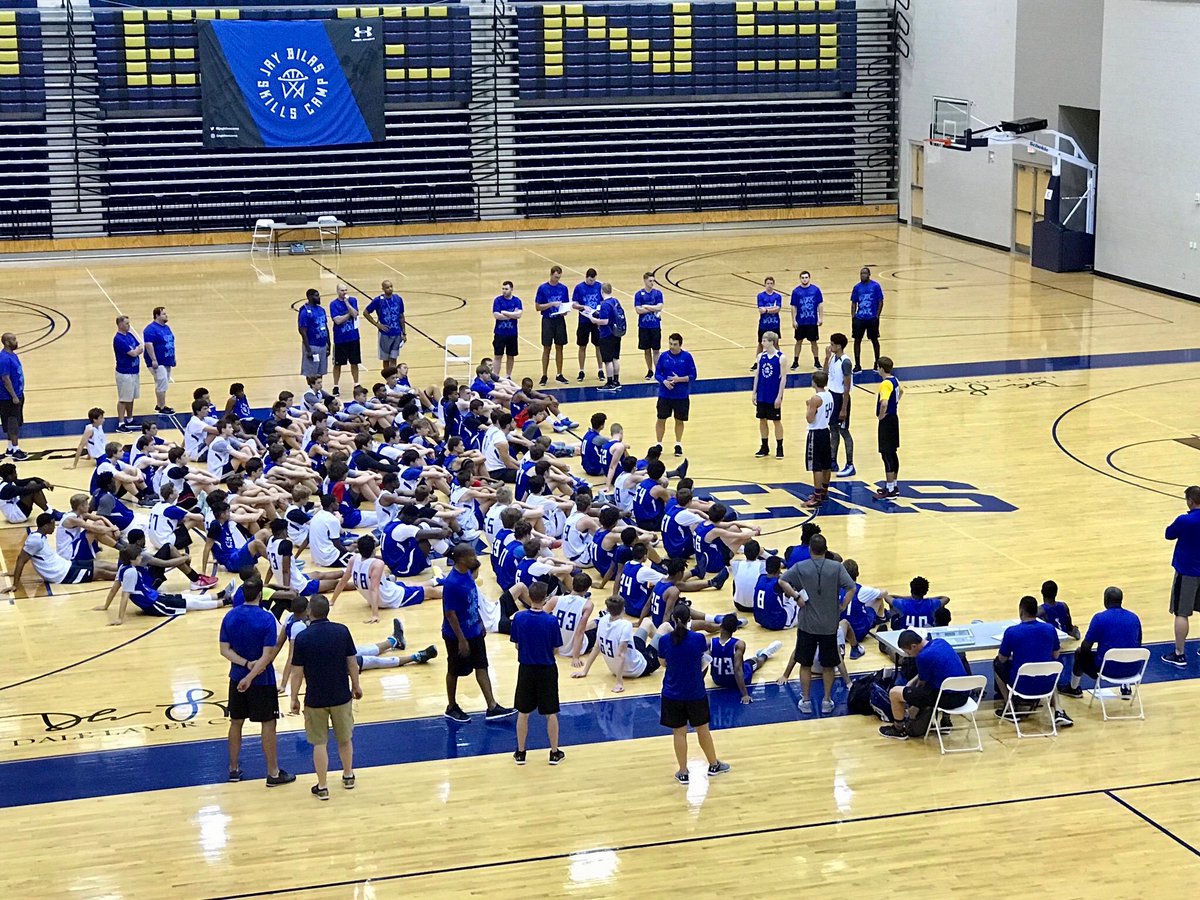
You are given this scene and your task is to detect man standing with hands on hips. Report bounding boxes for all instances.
[1162,485,1200,667]
[654,332,697,458]
[0,332,27,460]
[297,289,330,382]
[112,315,143,432]
[142,307,176,416]
[363,280,406,370]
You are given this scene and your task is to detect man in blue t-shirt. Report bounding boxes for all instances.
[0,331,26,459]
[142,306,176,416]
[885,576,949,630]
[112,315,144,432]
[1163,485,1200,666]
[442,543,516,724]
[880,629,969,740]
[850,266,885,373]
[535,265,570,386]
[509,582,565,765]
[654,332,697,458]
[753,276,783,367]
[297,289,330,381]
[219,579,296,786]
[995,595,1072,728]
[589,283,624,391]
[363,279,406,368]
[790,271,824,371]
[634,272,665,380]
[492,280,523,378]
[1061,586,1143,697]
[328,284,362,397]
[572,267,604,384]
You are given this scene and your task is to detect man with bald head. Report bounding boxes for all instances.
[0,332,26,460]
[364,279,406,368]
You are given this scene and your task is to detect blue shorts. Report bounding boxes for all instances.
[221,548,256,573]
[400,585,426,607]
[712,662,754,690]
[299,578,320,597]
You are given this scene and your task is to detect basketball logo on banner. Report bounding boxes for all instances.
[258,49,328,120]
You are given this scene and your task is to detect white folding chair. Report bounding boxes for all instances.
[1089,648,1150,720]
[316,215,340,251]
[250,218,274,253]
[997,661,1063,738]
[925,674,986,754]
[444,334,473,379]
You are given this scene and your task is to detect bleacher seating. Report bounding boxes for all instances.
[515,0,857,102]
[91,3,472,115]
[0,4,46,117]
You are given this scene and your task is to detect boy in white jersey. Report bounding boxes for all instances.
[572,596,661,692]
[69,407,108,470]
[524,476,571,539]
[732,540,766,612]
[563,492,599,567]
[264,519,345,599]
[57,492,120,561]
[184,398,219,462]
[147,483,205,551]
[545,572,598,665]
[824,332,856,477]
[804,371,835,509]
[330,534,445,624]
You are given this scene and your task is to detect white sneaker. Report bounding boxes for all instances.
[821,699,835,714]
[837,464,856,477]
[798,698,813,714]
[764,640,783,657]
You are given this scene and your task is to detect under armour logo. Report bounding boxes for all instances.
[354,25,373,39]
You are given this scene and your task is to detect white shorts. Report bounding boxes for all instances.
[153,365,171,394]
[2,501,27,524]
[115,372,141,403]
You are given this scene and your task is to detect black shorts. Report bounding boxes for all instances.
[756,400,781,421]
[758,325,782,342]
[576,318,598,346]
[805,429,833,472]
[794,324,820,342]
[1171,572,1200,617]
[656,396,690,422]
[446,633,489,677]
[660,696,711,729]
[598,335,621,363]
[852,317,881,340]
[227,682,280,723]
[638,327,662,351]
[0,399,23,428]
[903,680,967,711]
[514,663,560,715]
[488,467,517,484]
[61,560,95,584]
[877,415,900,452]
[541,316,568,347]
[492,333,519,358]
[795,629,840,668]
[333,339,362,366]
[829,391,849,428]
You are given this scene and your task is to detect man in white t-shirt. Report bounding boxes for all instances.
[6,514,118,589]
[308,494,350,567]
[572,596,661,692]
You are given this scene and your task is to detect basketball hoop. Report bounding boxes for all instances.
[926,137,954,148]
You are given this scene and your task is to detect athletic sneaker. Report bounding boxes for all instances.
[798,698,813,714]
[873,487,900,500]
[708,568,729,590]
[1162,651,1187,668]
[311,784,330,801]
[189,575,219,590]
[1054,710,1074,728]
[775,447,784,459]
[553,421,571,433]
[852,364,863,374]
[577,370,585,382]
[513,750,527,766]
[1120,685,1133,698]
[707,761,730,776]
[158,406,175,415]
[444,705,471,723]
[393,618,407,651]
[750,362,758,372]
[803,494,824,509]
[878,724,908,740]
[411,645,438,664]
[599,383,621,393]
[485,705,517,720]
[674,443,683,457]
[755,446,769,458]
[1057,683,1084,698]
[790,359,800,371]
[813,358,822,369]
[549,749,566,766]
[596,369,604,380]
[8,448,28,462]
[674,770,690,785]
[228,768,243,782]
[850,645,866,660]
[266,770,296,787]
[538,375,548,387]
[837,464,856,477]
[555,374,569,385]
[645,370,654,380]
[820,699,835,714]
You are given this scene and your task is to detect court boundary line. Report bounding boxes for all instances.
[1105,790,1200,858]
[204,773,1200,899]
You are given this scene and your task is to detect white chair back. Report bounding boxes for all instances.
[926,674,986,754]
[998,660,1064,738]
[444,334,473,378]
[316,215,337,226]
[1091,647,1150,721]
[1010,661,1064,700]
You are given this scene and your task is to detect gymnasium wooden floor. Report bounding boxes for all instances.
[2,222,1200,898]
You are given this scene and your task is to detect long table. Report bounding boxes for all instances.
[873,619,1074,656]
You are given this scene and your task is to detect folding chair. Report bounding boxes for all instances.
[1089,648,1150,721]
[925,674,986,754]
[250,218,273,253]
[316,214,341,252]
[997,661,1063,738]
[444,334,473,379]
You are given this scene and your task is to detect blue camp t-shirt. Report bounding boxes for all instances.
[915,638,966,691]
[493,295,522,336]
[572,280,602,320]
[634,288,664,329]
[999,619,1060,692]
[535,281,569,318]
[596,298,619,340]
[142,321,176,368]
[328,296,360,344]
[219,604,279,688]
[297,304,330,348]
[0,349,23,400]
[1084,607,1142,678]
[366,293,405,336]
[441,568,485,641]
[510,608,563,665]
[790,284,823,325]
[756,291,782,332]
[657,629,709,701]
[113,331,141,374]
[851,280,884,320]
[655,349,697,399]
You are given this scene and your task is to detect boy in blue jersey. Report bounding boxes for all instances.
[885,576,949,629]
[879,629,969,740]
[634,272,664,380]
[1038,579,1080,639]
[840,559,888,658]
[297,289,331,381]
[571,267,604,383]
[363,280,406,369]
[789,271,823,371]
[850,266,884,373]
[535,266,571,386]
[994,595,1073,728]
[752,555,801,630]
[588,283,625,392]
[1059,586,1143,697]
[491,280,523,378]
[142,306,176,415]
[752,277,783,370]
[510,582,566,765]
[328,284,362,397]
[710,614,783,703]
[654,333,697,458]
[752,330,786,459]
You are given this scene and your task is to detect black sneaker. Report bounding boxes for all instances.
[707,760,730,776]
[485,705,517,720]
[1054,710,1074,728]
[1120,685,1133,698]
[790,359,800,371]
[228,768,243,782]
[1058,683,1084,698]
[1162,651,1187,668]
[750,362,758,372]
[311,784,330,801]
[555,374,569,385]
[157,406,175,415]
[879,724,908,741]
[813,358,822,369]
[411,645,438,664]
[775,447,784,459]
[644,370,654,380]
[674,443,683,457]
[513,749,527,766]
[332,386,340,397]
[266,770,296,787]
[8,448,28,462]
[392,617,406,651]
[577,370,585,382]
[538,375,548,387]
[549,749,566,766]
[597,369,604,380]
[852,364,863,374]
[755,446,769,458]
[444,705,471,723]
[674,770,689,786]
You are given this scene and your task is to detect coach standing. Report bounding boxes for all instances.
[292,594,362,800]
[850,266,884,373]
[328,284,362,396]
[142,306,176,416]
[1163,485,1200,667]
[112,315,143,432]
[775,534,857,716]
[653,332,696,458]
[298,289,330,381]
[0,332,26,460]
[363,280,406,370]
[535,266,570,387]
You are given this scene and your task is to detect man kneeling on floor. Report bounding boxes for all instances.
[879,629,967,741]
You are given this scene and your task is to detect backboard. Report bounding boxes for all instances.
[930,96,972,142]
